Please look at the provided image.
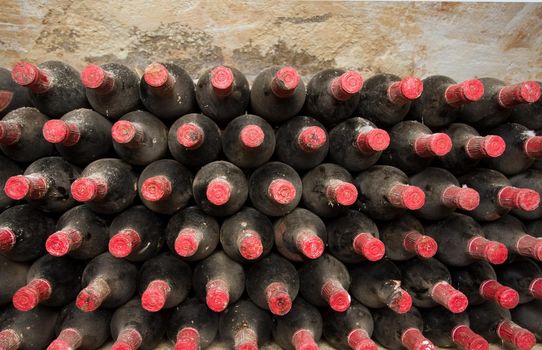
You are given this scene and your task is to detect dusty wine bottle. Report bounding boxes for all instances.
[378,213,438,260]
[220,207,274,262]
[326,210,385,263]
[195,65,250,125]
[0,107,54,163]
[273,208,327,262]
[138,253,191,312]
[42,109,113,166]
[246,253,300,316]
[248,162,302,217]
[108,205,165,261]
[250,66,306,124]
[354,165,425,220]
[192,251,245,313]
[71,158,138,214]
[166,298,219,350]
[12,255,84,311]
[304,68,363,125]
[165,206,220,261]
[168,113,222,168]
[4,156,80,213]
[438,123,506,175]
[139,62,197,121]
[75,253,137,312]
[192,161,248,217]
[408,76,484,129]
[0,204,55,262]
[221,114,276,169]
[11,61,89,116]
[449,261,520,309]
[328,117,390,172]
[350,259,413,314]
[81,63,141,119]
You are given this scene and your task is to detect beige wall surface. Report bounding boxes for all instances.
[1,0,541,82]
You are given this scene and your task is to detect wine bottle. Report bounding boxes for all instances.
[304,68,363,125]
[166,298,219,350]
[450,261,520,309]
[195,65,250,125]
[110,298,166,350]
[0,204,55,262]
[482,215,542,261]
[458,78,541,130]
[76,253,137,312]
[468,301,536,350]
[298,254,351,312]
[221,114,275,169]
[273,208,327,262]
[358,74,423,128]
[248,162,302,217]
[381,120,452,174]
[424,213,508,266]
[0,107,54,163]
[47,303,112,350]
[138,159,193,215]
[328,117,390,172]
[42,109,113,166]
[192,161,248,217]
[11,61,89,116]
[302,163,358,218]
[139,62,197,121]
[108,205,165,261]
[111,110,168,166]
[220,207,274,262]
[511,170,542,220]
[0,306,58,350]
[354,165,425,220]
[408,76,484,129]
[0,155,21,210]
[0,256,28,307]
[81,63,141,119]
[138,253,191,312]
[420,306,489,350]
[4,156,80,213]
[0,67,32,118]
[219,299,272,350]
[274,115,329,170]
[399,258,468,313]
[495,258,542,304]
[511,300,542,342]
[509,80,542,129]
[12,255,84,311]
[272,298,323,350]
[165,206,220,261]
[46,205,108,259]
[250,66,306,124]
[326,209,385,263]
[246,253,299,315]
[350,259,413,314]
[483,123,542,175]
[372,306,434,350]
[168,113,222,168]
[71,158,138,214]
[409,167,480,220]
[438,123,506,175]
[322,301,378,350]
[378,214,438,260]
[193,251,245,313]
[458,168,540,222]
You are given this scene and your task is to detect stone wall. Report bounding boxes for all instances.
[1,0,541,82]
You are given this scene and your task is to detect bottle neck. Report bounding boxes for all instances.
[387,76,423,106]
[271,66,300,98]
[321,279,351,312]
[42,120,81,146]
[76,277,111,312]
[237,229,263,261]
[81,65,116,95]
[175,327,200,350]
[479,279,519,309]
[444,79,484,107]
[13,278,52,311]
[291,329,318,350]
[4,174,49,200]
[113,328,143,350]
[12,62,52,93]
[265,281,292,316]
[174,228,202,257]
[141,279,171,312]
[50,328,83,350]
[0,121,22,145]
[205,279,230,312]
[234,328,258,350]
[46,228,83,257]
[451,325,488,350]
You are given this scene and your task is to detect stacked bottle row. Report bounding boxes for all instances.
[1,59,542,350]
